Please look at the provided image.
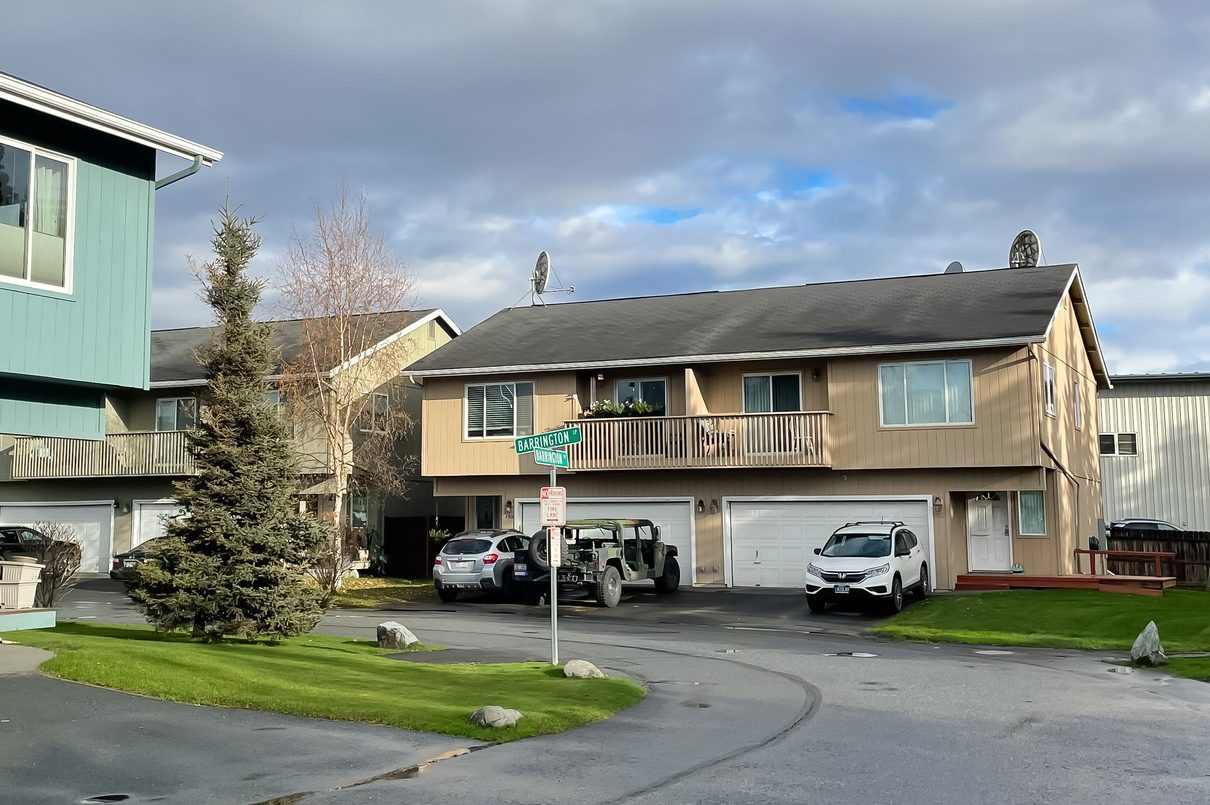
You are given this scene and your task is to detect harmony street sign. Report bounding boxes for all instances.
[540,486,566,527]
[533,447,569,468]
[515,425,582,455]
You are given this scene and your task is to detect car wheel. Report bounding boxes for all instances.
[806,594,828,614]
[654,556,680,594]
[595,565,622,608]
[917,564,929,601]
[885,575,904,614]
[528,532,550,571]
[436,584,459,603]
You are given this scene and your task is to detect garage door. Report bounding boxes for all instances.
[133,501,185,549]
[728,499,932,588]
[517,499,694,583]
[0,502,114,573]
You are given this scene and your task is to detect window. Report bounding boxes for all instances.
[0,136,74,291]
[1072,381,1082,430]
[743,373,801,413]
[1100,433,1138,456]
[465,382,534,438]
[155,397,197,431]
[1043,363,1056,416]
[361,392,389,433]
[350,494,369,528]
[264,389,281,407]
[615,378,667,414]
[879,360,973,426]
[1018,491,1046,536]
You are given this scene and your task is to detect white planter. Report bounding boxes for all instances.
[0,561,44,609]
[0,560,45,583]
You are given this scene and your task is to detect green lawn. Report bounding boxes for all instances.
[331,577,437,608]
[870,589,1210,652]
[1167,658,1210,682]
[12,623,644,741]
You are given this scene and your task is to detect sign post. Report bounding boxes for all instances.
[518,429,581,667]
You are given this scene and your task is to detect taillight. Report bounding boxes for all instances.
[112,559,121,570]
[433,556,442,565]
[482,553,499,565]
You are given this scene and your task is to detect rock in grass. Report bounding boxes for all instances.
[469,705,524,728]
[377,621,419,650]
[563,659,605,679]
[1130,621,1168,667]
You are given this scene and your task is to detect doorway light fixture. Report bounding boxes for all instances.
[504,500,513,518]
[697,499,705,514]
[710,499,719,515]
[933,496,943,513]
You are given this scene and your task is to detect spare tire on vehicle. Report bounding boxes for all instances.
[529,531,550,571]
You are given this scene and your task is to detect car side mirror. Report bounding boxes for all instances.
[652,526,661,539]
[812,547,821,555]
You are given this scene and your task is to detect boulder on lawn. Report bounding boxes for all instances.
[468,705,524,728]
[376,621,419,650]
[563,659,605,679]
[1130,620,1168,667]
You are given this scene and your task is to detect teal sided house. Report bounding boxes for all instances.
[0,71,220,439]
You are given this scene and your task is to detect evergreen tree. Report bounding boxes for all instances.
[129,206,325,642]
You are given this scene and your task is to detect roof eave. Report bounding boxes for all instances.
[0,73,222,165]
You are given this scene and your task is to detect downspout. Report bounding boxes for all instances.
[155,154,204,190]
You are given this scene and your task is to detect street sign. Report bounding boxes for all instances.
[540,486,566,527]
[515,425,582,454]
[547,526,562,567]
[533,447,569,468]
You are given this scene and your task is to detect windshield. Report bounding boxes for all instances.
[443,538,492,555]
[820,533,891,559]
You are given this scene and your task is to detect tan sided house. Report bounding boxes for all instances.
[409,264,1109,591]
[0,309,462,573]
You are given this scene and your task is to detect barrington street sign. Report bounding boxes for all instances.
[533,447,570,468]
[515,425,582,454]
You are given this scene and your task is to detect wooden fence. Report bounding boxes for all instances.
[1107,529,1210,586]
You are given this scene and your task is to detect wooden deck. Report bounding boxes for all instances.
[955,573,1178,597]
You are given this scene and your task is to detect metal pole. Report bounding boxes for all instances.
[550,464,559,665]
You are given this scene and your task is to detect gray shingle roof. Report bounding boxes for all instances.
[408,265,1079,375]
[151,310,439,384]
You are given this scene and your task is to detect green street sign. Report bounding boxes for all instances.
[533,447,569,468]
[515,425,582,454]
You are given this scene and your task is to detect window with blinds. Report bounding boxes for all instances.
[466,382,534,438]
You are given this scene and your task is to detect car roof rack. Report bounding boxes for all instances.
[841,520,905,528]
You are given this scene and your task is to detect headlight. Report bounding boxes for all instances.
[806,563,825,579]
[864,564,891,578]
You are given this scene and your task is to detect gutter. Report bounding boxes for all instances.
[155,154,204,190]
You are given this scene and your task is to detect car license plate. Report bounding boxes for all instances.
[515,564,528,577]
[124,560,139,568]
[834,584,850,594]
[557,573,579,583]
[452,561,471,570]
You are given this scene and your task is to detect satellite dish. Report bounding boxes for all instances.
[1009,230,1041,268]
[944,261,964,274]
[533,251,551,295]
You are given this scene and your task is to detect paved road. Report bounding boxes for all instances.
[4,580,1209,803]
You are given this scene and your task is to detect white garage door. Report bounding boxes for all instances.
[133,501,185,549]
[517,498,694,583]
[0,502,114,573]
[728,498,932,588]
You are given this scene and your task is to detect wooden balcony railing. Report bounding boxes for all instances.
[10,431,197,479]
[565,411,831,471]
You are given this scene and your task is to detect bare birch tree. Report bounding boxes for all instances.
[275,183,419,594]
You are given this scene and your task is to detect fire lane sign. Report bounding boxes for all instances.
[515,426,582,454]
[540,486,566,527]
[534,447,569,468]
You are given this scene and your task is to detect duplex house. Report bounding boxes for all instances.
[1098,373,1210,530]
[408,263,1110,591]
[0,71,220,440]
[0,309,462,573]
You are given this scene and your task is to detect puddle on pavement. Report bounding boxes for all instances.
[825,651,878,658]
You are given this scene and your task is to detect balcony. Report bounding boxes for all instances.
[10,431,197,480]
[565,411,831,471]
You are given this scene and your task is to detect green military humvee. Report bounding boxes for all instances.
[512,518,680,607]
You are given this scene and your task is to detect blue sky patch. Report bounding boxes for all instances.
[770,162,837,196]
[635,206,702,225]
[841,93,952,120]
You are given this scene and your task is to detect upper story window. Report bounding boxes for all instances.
[0,136,74,292]
[155,397,197,431]
[878,360,973,427]
[1072,380,1083,430]
[743,373,801,413]
[1100,433,1137,456]
[615,378,666,414]
[1042,362,1057,416]
[466,381,534,439]
[361,392,390,433]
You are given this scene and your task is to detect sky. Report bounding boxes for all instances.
[8,1,1210,374]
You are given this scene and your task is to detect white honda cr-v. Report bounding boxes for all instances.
[804,521,928,614]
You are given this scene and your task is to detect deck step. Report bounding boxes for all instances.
[954,573,1176,596]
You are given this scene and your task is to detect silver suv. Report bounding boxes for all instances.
[433,529,529,602]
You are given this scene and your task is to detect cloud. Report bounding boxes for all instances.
[4,0,1210,372]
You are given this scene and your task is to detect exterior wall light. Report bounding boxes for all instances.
[933,496,943,513]
[697,499,705,514]
[504,500,513,519]
[710,499,719,514]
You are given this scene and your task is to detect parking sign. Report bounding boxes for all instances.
[540,486,566,527]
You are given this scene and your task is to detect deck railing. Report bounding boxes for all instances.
[564,411,831,471]
[10,431,197,479]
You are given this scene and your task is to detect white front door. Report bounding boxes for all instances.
[133,501,185,549]
[967,495,1011,571]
